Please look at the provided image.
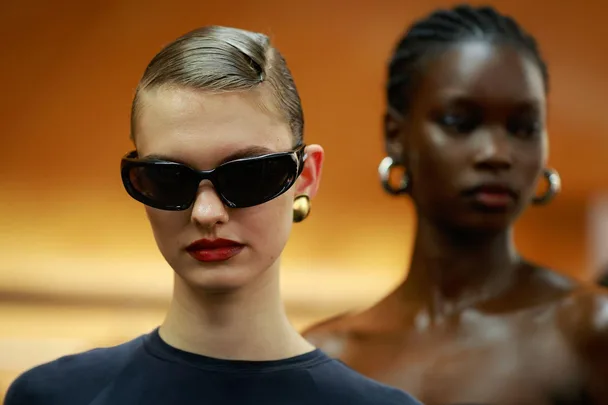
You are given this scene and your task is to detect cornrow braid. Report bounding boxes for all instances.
[387,4,549,114]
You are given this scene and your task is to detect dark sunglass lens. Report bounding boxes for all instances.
[217,155,297,207]
[127,163,199,208]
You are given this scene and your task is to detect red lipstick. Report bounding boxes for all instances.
[186,238,244,262]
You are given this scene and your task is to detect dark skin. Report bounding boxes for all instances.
[304,41,608,405]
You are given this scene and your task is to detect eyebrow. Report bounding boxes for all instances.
[142,146,277,166]
[439,94,543,110]
[435,98,544,119]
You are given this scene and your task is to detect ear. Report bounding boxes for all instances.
[294,144,324,199]
[384,111,404,163]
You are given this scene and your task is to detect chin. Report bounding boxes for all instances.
[453,211,518,234]
[179,265,258,293]
[172,255,275,294]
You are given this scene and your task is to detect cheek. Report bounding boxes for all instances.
[145,207,188,248]
[518,153,544,194]
[233,193,293,254]
[409,131,460,194]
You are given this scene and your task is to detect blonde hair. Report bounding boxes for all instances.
[130,26,303,143]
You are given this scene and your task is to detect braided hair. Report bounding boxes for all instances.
[387,4,549,115]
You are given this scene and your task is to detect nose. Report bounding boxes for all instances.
[190,185,229,228]
[473,129,513,171]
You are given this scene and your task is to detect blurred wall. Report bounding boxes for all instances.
[1,0,607,397]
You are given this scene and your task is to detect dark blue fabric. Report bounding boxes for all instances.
[4,329,422,405]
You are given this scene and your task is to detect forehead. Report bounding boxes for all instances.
[134,87,292,164]
[415,41,546,107]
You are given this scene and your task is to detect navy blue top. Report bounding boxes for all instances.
[4,328,422,405]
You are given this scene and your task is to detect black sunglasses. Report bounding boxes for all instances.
[120,145,307,211]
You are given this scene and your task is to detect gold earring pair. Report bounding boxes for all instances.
[293,195,311,223]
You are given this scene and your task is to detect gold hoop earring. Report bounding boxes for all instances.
[532,168,561,205]
[378,156,410,195]
[293,195,311,223]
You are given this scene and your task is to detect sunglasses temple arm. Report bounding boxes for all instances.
[297,152,308,177]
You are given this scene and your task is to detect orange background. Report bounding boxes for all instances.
[1,0,607,398]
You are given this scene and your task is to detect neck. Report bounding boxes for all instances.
[159,260,313,361]
[399,216,521,318]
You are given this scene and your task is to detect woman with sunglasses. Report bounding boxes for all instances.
[3,26,421,405]
[304,5,608,405]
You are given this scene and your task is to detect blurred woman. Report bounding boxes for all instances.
[305,5,608,405]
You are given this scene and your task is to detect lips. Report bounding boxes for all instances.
[186,238,244,262]
[463,183,519,210]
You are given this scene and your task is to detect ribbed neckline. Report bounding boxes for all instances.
[143,328,331,373]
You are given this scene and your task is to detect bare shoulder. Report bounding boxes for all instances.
[513,263,592,307]
[524,264,580,294]
[506,263,608,344]
[302,312,356,357]
[557,282,608,346]
[524,264,608,334]
[554,281,608,401]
